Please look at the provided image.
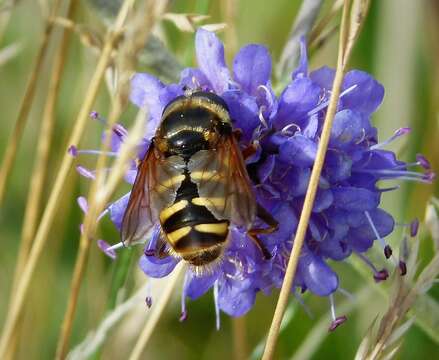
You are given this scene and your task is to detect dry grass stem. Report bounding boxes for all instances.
[0,0,62,206]
[55,1,169,357]
[0,1,135,355]
[129,263,185,360]
[4,2,76,358]
[356,250,439,359]
[309,0,343,46]
[222,0,238,60]
[11,0,76,298]
[261,0,360,358]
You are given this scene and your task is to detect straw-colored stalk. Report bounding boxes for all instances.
[0,2,135,356]
[55,1,169,357]
[5,2,76,358]
[221,0,238,61]
[261,0,363,358]
[0,0,62,206]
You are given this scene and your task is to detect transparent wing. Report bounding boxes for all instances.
[188,136,256,228]
[121,144,185,245]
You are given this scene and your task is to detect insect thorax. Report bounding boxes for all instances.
[155,91,232,158]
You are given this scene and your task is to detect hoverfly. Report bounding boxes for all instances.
[121,90,278,272]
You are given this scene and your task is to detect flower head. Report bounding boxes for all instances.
[73,29,434,326]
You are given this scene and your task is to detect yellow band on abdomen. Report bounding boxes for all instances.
[159,200,188,223]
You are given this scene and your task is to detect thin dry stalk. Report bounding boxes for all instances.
[309,0,343,45]
[0,3,133,356]
[129,263,185,360]
[55,2,169,357]
[357,251,439,360]
[222,0,238,61]
[0,0,62,206]
[261,1,355,358]
[11,0,76,298]
[55,103,147,360]
[5,2,76,358]
[233,316,248,360]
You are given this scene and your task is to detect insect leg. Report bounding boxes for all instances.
[255,203,279,232]
[247,204,279,260]
[145,233,169,259]
[241,142,258,160]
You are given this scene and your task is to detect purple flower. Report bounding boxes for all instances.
[73,30,434,327]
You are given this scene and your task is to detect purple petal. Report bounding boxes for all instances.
[318,237,351,261]
[222,91,260,142]
[108,193,131,230]
[292,36,308,79]
[274,78,321,130]
[186,271,219,300]
[279,134,317,167]
[356,150,403,171]
[330,110,365,147]
[312,189,333,213]
[347,209,394,252]
[309,66,335,90]
[139,229,179,278]
[332,187,380,211]
[279,165,311,197]
[179,67,210,90]
[77,196,88,214]
[233,44,271,96]
[195,29,230,94]
[342,70,384,114]
[130,73,166,121]
[256,83,277,122]
[97,240,117,260]
[139,254,178,278]
[324,150,352,182]
[217,278,256,316]
[124,169,137,185]
[258,155,276,183]
[262,203,297,245]
[298,247,338,296]
[159,84,183,110]
[99,123,127,153]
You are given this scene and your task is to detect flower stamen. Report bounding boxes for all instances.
[281,123,301,136]
[180,272,189,322]
[307,84,358,117]
[97,240,122,259]
[328,294,347,331]
[364,211,394,261]
[356,252,389,282]
[213,280,221,330]
[369,127,411,150]
[89,111,107,124]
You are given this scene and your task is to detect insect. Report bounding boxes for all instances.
[121,90,278,272]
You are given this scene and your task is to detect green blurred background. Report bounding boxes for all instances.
[0,0,438,359]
